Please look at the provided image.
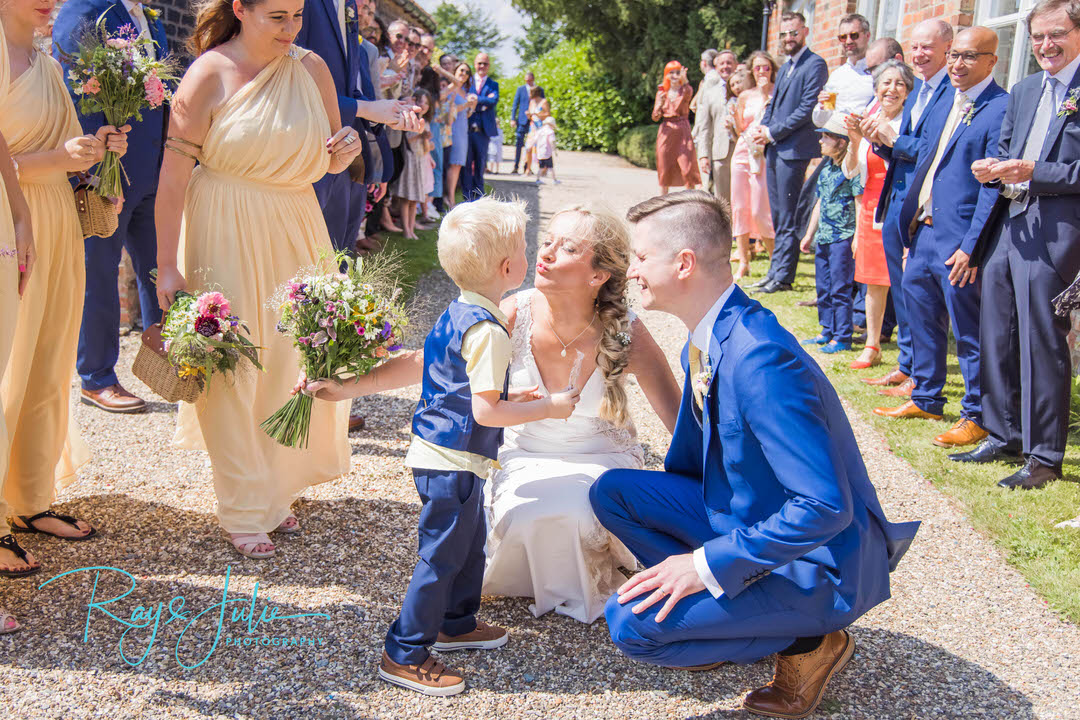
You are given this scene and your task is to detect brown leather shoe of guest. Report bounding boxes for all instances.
[349,414,366,432]
[878,377,916,397]
[873,400,943,420]
[433,620,508,651]
[378,651,465,696]
[932,418,988,448]
[863,367,909,387]
[743,630,855,719]
[80,384,146,414]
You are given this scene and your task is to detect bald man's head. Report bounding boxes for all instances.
[475,52,491,76]
[948,27,999,92]
[910,19,953,79]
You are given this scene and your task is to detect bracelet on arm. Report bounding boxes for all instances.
[164,136,202,161]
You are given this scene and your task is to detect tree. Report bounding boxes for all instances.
[514,16,564,67]
[431,1,507,62]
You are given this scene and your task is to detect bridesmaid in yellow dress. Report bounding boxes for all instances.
[0,128,37,633]
[0,0,128,553]
[155,0,364,558]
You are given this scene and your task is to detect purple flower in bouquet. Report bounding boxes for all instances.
[195,316,220,337]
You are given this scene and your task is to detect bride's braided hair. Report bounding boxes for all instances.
[552,204,634,428]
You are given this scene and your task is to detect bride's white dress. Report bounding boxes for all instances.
[483,290,643,623]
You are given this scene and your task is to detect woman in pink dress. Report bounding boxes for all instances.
[651,61,700,195]
[729,51,777,280]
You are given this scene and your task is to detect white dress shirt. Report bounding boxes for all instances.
[123,0,154,58]
[688,282,736,599]
[813,57,874,127]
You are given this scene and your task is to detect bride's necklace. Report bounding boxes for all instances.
[547,312,596,357]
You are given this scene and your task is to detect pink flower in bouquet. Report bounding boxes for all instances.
[196,291,231,319]
[195,316,221,337]
[375,346,388,358]
[82,77,101,95]
[106,38,131,49]
[144,72,166,108]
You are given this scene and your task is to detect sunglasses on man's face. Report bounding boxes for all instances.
[393,33,406,41]
[407,40,421,49]
[838,32,861,42]
[779,30,801,38]
[476,61,489,67]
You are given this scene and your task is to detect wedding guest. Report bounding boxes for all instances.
[592,190,918,718]
[862,19,954,395]
[695,50,739,203]
[522,85,550,175]
[651,61,701,194]
[391,88,434,240]
[875,27,1009,452]
[486,116,503,174]
[510,71,543,174]
[154,0,363,558]
[813,13,874,128]
[690,48,719,117]
[0,0,129,549]
[730,54,777,280]
[53,0,167,414]
[799,114,861,354]
[462,52,498,201]
[0,128,40,594]
[749,12,828,294]
[959,0,1080,489]
[444,61,472,208]
[532,116,557,184]
[482,204,680,624]
[842,60,913,370]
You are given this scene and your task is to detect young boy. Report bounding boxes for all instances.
[305,198,580,696]
[799,113,862,354]
[533,117,559,185]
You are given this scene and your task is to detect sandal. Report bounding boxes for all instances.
[849,345,882,370]
[0,534,41,578]
[229,533,276,559]
[0,607,19,634]
[273,515,301,535]
[11,510,97,541]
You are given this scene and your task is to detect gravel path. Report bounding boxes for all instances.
[0,149,1075,719]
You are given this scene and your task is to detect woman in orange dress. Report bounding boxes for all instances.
[651,61,700,195]
[843,59,913,370]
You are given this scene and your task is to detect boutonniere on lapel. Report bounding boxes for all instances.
[693,353,713,397]
[1057,88,1080,118]
[140,4,159,22]
[961,101,976,126]
[346,3,358,30]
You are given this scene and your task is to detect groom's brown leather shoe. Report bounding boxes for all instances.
[80,384,146,414]
[742,630,854,719]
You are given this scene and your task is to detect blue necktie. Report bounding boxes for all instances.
[911,82,932,127]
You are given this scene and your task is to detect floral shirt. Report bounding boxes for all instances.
[814,158,863,245]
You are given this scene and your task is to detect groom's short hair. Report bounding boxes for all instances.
[626,190,732,269]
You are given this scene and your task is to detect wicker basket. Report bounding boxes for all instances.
[132,323,204,403]
[73,178,119,240]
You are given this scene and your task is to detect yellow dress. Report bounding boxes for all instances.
[174,46,350,534]
[0,38,17,533]
[0,26,90,529]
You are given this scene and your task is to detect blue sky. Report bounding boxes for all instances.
[415,0,527,72]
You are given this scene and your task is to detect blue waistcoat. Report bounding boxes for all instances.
[411,301,510,460]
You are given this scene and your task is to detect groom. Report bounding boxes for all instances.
[590,190,919,718]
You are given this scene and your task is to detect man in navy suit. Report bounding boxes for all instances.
[749,11,828,294]
[294,0,419,254]
[53,0,167,414]
[591,191,918,719]
[862,19,954,396]
[510,72,543,174]
[957,0,1080,489]
[462,52,499,201]
[875,28,1009,451]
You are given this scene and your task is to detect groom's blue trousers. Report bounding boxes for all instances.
[385,469,486,665]
[591,469,821,667]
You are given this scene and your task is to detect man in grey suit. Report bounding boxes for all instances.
[960,0,1080,489]
[696,50,739,203]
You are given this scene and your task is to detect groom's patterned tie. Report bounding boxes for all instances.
[689,343,704,412]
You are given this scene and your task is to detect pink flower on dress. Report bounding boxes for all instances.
[196,291,231,319]
[82,77,101,95]
[144,72,166,108]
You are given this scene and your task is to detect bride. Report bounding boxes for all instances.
[484,203,680,622]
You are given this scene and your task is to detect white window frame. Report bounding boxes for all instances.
[857,0,905,42]
[977,0,1037,89]
[789,0,817,43]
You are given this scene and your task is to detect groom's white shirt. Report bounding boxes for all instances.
[690,281,735,599]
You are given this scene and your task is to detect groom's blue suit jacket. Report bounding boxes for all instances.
[666,286,919,627]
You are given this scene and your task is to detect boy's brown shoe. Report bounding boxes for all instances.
[433,620,508,652]
[377,651,465,696]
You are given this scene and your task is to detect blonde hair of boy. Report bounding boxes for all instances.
[437,197,529,291]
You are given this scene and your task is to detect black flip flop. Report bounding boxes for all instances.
[11,510,98,542]
[0,534,41,578]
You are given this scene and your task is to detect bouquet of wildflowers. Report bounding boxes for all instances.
[161,290,262,388]
[64,11,178,198]
[261,252,409,449]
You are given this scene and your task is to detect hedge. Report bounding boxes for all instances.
[616,125,657,170]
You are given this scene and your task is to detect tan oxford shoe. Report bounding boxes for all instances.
[80,384,146,414]
[873,400,943,420]
[743,630,855,719]
[862,366,908,387]
[877,377,916,397]
[932,417,988,448]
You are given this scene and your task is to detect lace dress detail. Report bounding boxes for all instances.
[482,289,643,623]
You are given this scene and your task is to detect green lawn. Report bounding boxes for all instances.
[747,252,1080,624]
